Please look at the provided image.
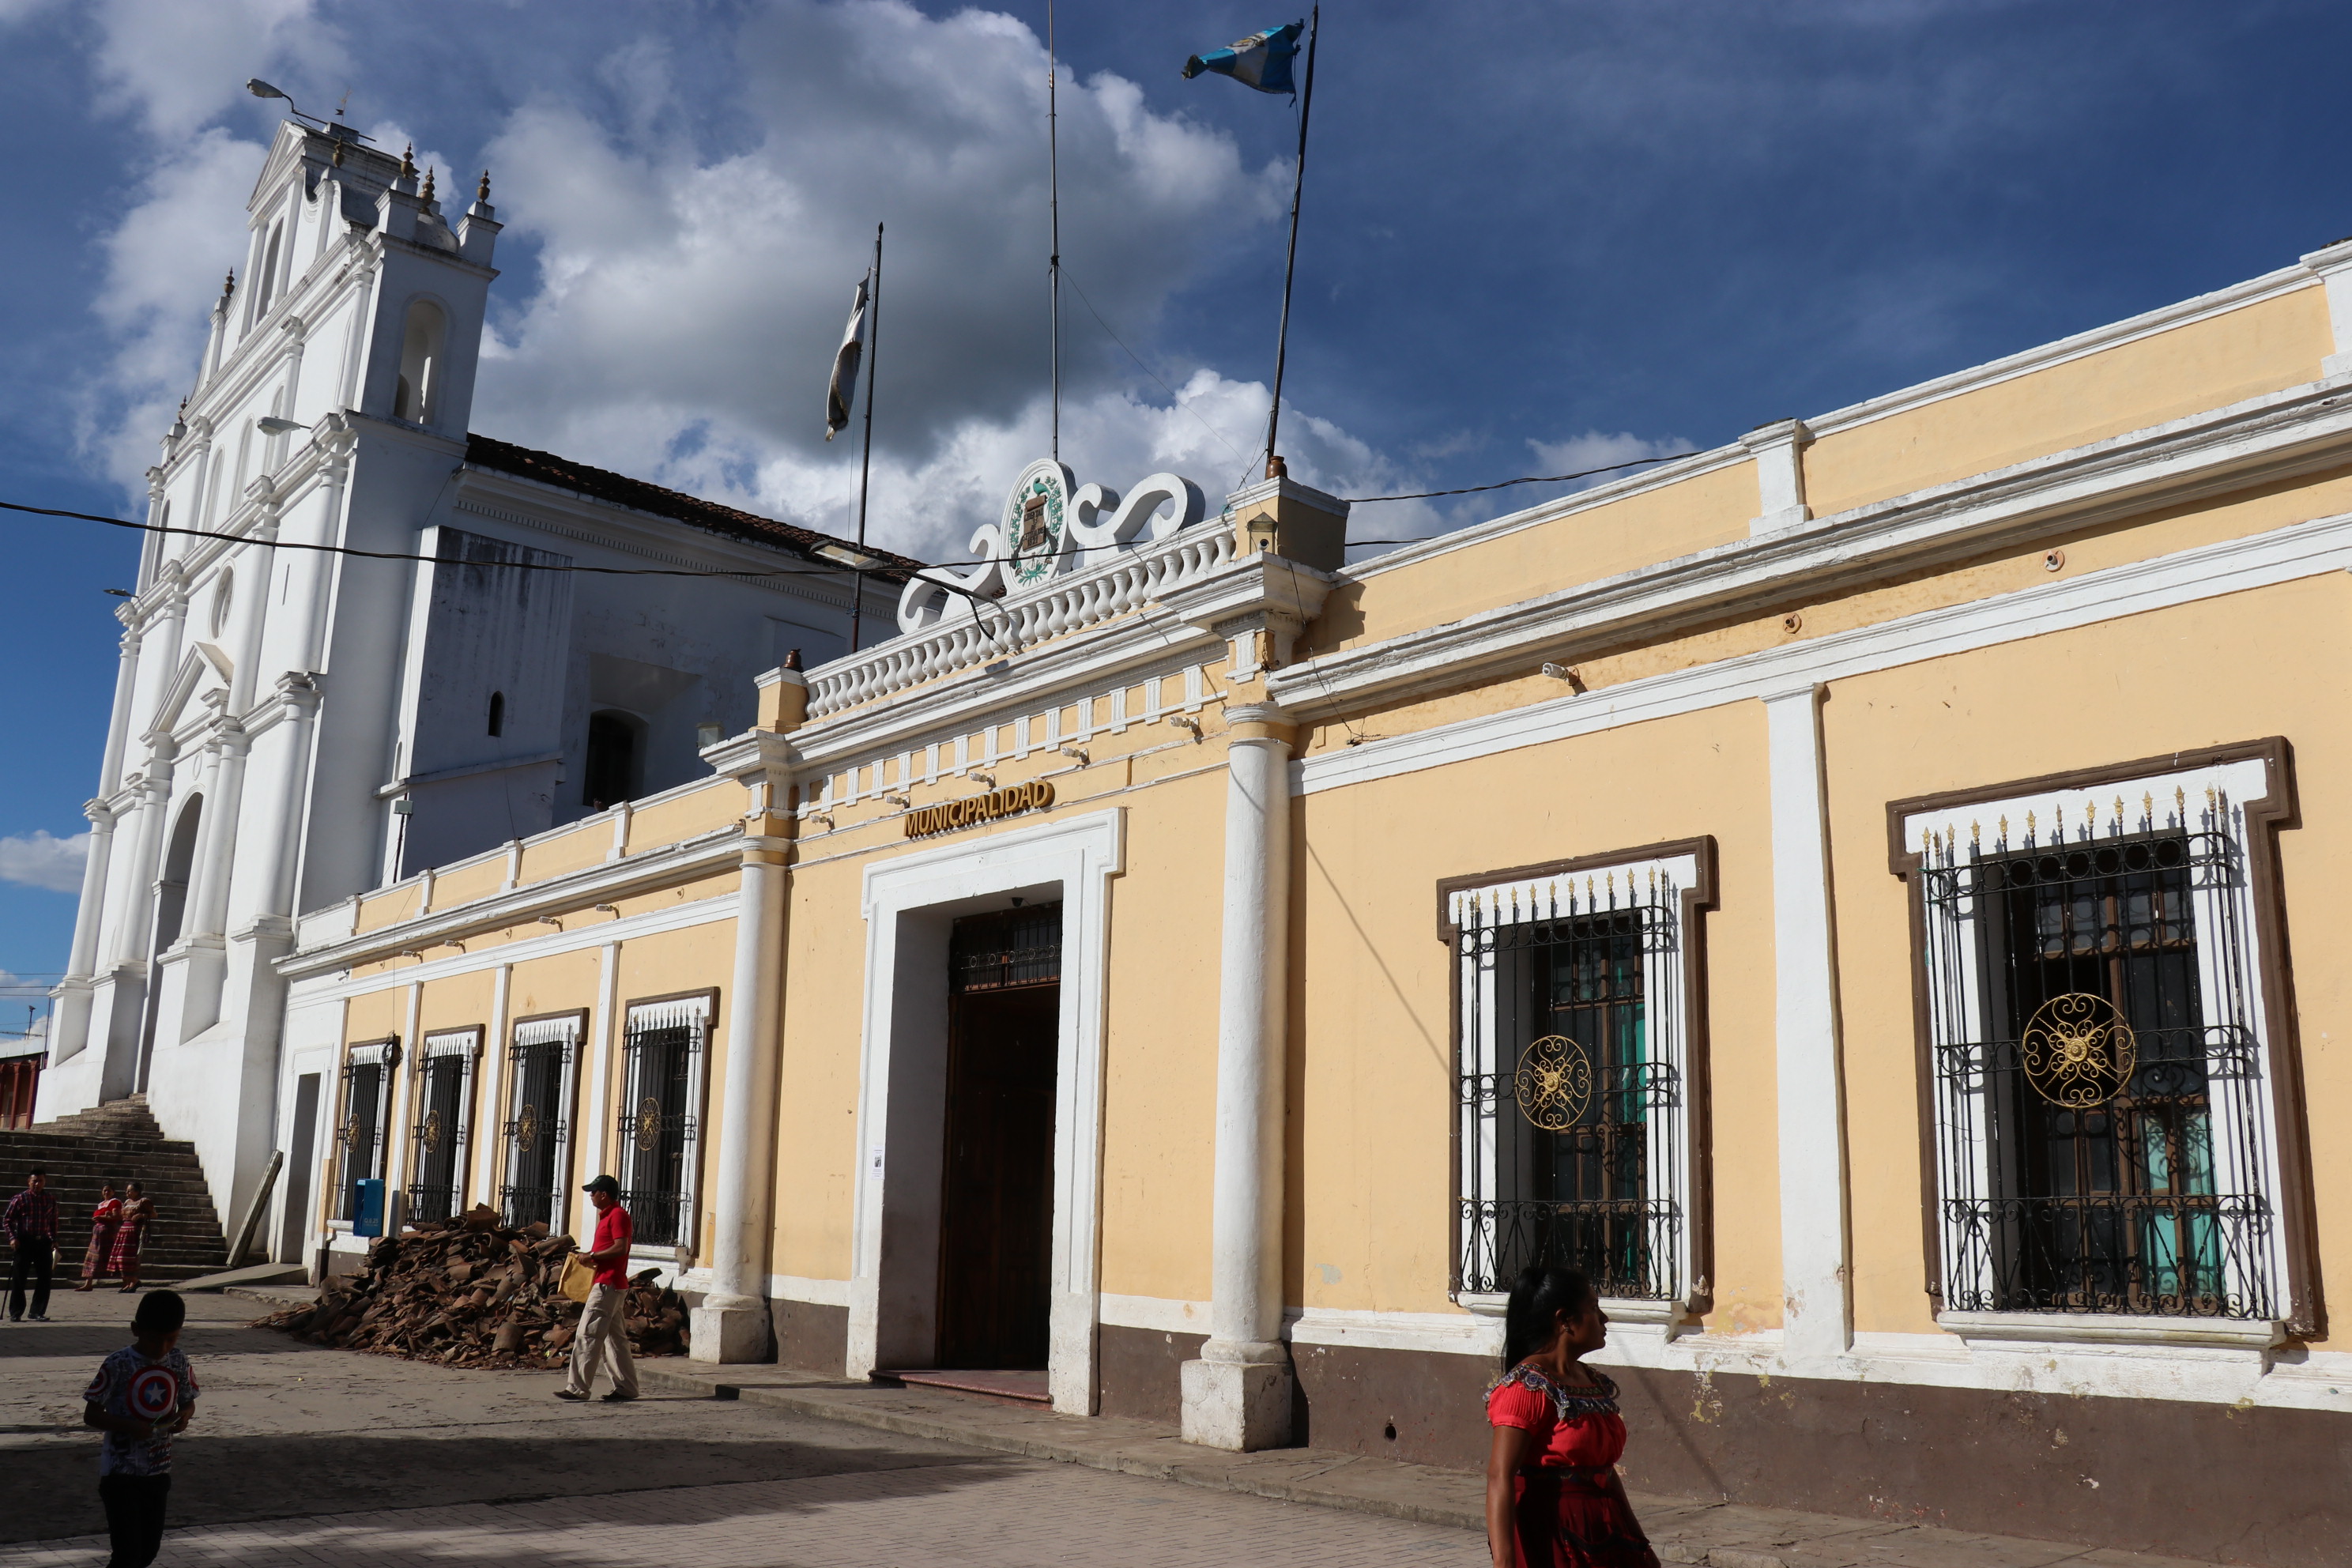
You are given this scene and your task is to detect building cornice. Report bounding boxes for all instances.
[1272,372,2352,720]
[277,824,746,978]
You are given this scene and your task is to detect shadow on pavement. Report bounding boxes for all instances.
[0,1323,327,1361]
[8,1429,1016,1544]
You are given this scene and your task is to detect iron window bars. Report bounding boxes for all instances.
[337,1038,400,1222]
[405,1031,477,1225]
[617,998,710,1249]
[950,903,1065,993]
[1917,787,2279,1321]
[500,1016,578,1229]
[1454,863,1692,1304]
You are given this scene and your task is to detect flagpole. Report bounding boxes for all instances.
[1047,0,1061,462]
[1263,4,1318,480]
[851,220,882,654]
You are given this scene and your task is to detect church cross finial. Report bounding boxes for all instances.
[399,144,416,181]
[220,270,236,299]
[420,165,435,202]
[330,138,344,168]
[477,168,491,202]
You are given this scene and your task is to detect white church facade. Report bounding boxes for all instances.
[37,118,907,1238]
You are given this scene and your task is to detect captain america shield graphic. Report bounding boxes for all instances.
[128,1366,178,1422]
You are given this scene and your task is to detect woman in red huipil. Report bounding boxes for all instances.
[1484,1265,1660,1568]
[74,1182,122,1291]
[107,1182,153,1293]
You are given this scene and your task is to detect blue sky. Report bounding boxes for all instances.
[2,0,2349,993]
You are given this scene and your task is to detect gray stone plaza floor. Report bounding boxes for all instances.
[0,1288,2204,1567]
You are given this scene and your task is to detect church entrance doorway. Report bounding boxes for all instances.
[934,903,1062,1370]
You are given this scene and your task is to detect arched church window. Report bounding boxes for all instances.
[209,570,233,637]
[583,710,643,811]
[393,300,447,424]
[487,691,505,738]
[251,221,282,324]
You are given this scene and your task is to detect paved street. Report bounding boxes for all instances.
[0,1290,1473,1566]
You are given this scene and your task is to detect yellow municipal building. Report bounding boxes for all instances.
[282,245,2352,1562]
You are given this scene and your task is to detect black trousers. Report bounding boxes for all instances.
[99,1473,170,1568]
[6,1238,51,1318]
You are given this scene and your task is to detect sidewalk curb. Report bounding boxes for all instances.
[631,1365,2214,1568]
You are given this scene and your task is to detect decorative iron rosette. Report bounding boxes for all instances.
[514,1102,540,1152]
[1513,1035,1593,1132]
[635,1097,663,1153]
[340,1113,363,1150]
[419,1110,443,1154]
[2021,993,2136,1108]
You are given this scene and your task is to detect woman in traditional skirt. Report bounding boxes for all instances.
[1484,1265,1660,1568]
[109,1182,153,1293]
[73,1181,122,1291]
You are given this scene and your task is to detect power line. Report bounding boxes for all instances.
[1340,450,1697,504]
[0,497,1004,607]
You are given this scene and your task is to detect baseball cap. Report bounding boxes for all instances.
[582,1174,620,1195]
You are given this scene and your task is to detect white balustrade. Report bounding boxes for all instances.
[807,523,1237,718]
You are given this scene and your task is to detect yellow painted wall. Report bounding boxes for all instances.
[430,856,506,910]
[1804,285,2331,518]
[519,820,611,885]
[616,921,740,1259]
[628,782,741,851]
[1823,572,2352,1344]
[1308,460,1756,660]
[1096,767,1226,1305]
[1292,703,1784,1333]
[771,846,869,1286]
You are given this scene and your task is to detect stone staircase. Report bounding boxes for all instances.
[0,1096,229,1284]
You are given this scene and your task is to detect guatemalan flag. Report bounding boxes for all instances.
[1182,21,1303,95]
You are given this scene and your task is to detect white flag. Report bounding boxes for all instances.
[826,274,869,441]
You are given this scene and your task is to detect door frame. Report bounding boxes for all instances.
[849,808,1122,1415]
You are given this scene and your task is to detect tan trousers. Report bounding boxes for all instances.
[564,1281,639,1397]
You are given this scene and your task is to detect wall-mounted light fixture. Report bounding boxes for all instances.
[884,793,911,808]
[1169,716,1202,739]
[969,771,997,788]
[1056,746,1089,766]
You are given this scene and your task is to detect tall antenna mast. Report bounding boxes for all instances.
[1047,0,1061,462]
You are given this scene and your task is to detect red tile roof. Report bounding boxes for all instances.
[465,433,925,582]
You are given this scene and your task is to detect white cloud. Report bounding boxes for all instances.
[1527,429,1696,489]
[0,831,89,894]
[63,0,1434,565]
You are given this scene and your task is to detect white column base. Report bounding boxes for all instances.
[690,1299,772,1364]
[1179,1348,1293,1451]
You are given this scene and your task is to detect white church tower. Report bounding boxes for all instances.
[42,118,907,1234]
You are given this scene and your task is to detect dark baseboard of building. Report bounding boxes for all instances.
[1098,1323,1205,1423]
[771,1295,848,1375]
[1279,1340,2346,1568]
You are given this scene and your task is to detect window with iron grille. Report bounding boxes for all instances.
[1909,767,2289,1323]
[1451,850,1706,1307]
[501,1015,579,1229]
[336,1038,399,1222]
[406,1030,478,1225]
[950,904,1064,992]
[617,995,711,1250]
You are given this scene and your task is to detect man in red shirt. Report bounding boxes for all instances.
[556,1175,639,1403]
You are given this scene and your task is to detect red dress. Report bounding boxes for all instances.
[81,1198,122,1280]
[1487,1363,1660,1568]
[108,1198,152,1274]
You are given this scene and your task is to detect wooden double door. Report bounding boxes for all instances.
[935,905,1062,1370]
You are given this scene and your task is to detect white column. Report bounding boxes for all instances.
[183,724,249,945]
[48,803,120,1062]
[693,827,789,1363]
[97,616,145,797]
[247,675,324,934]
[106,744,179,970]
[1181,703,1296,1451]
[1763,683,1851,1366]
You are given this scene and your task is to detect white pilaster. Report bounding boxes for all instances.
[1181,703,1296,1451]
[48,802,119,1065]
[694,728,797,1364]
[1743,418,1814,537]
[2300,239,2352,379]
[1763,683,1851,1366]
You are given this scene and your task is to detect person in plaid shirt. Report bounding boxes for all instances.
[5,1168,58,1321]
